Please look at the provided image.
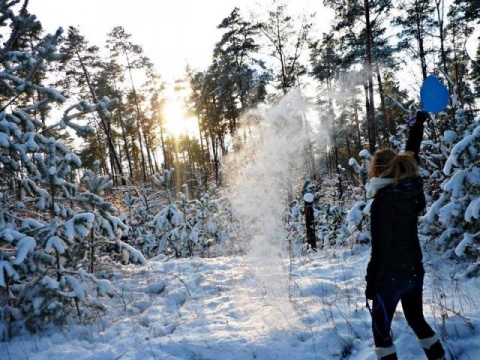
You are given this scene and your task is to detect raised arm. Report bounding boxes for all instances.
[405,110,428,163]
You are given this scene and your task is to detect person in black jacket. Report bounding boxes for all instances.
[365,111,445,360]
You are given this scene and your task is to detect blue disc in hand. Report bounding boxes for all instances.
[420,75,450,113]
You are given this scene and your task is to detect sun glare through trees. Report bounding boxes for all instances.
[162,99,198,138]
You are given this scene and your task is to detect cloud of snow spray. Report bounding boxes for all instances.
[223,89,325,304]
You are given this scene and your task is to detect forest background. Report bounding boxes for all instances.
[0,0,480,346]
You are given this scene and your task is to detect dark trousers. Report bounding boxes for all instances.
[371,269,435,348]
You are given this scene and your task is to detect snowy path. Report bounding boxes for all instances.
[113,255,316,359]
[2,247,479,359]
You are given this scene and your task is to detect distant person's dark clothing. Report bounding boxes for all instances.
[365,111,445,360]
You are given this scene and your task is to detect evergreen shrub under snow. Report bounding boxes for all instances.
[0,3,126,338]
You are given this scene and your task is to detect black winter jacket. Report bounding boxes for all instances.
[365,112,427,290]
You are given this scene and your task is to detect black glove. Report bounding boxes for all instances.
[416,110,429,124]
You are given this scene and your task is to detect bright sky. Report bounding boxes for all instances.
[28,1,479,83]
[28,0,477,137]
[29,0,332,81]
[28,0,332,137]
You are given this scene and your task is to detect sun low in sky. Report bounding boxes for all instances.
[162,99,199,138]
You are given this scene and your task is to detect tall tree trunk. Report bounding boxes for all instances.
[435,0,448,79]
[173,139,182,193]
[334,137,343,200]
[364,83,375,154]
[143,134,155,176]
[134,117,147,181]
[376,66,391,145]
[197,116,209,192]
[364,0,377,154]
[415,1,428,80]
[304,196,316,251]
[353,97,362,150]
[117,110,133,179]
[209,134,220,186]
[76,52,125,184]
[92,119,108,174]
[435,0,455,123]
[106,117,118,183]
[123,49,147,182]
[151,150,160,173]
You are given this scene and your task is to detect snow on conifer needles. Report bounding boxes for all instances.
[0,2,126,337]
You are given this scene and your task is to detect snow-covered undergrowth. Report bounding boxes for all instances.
[2,242,479,360]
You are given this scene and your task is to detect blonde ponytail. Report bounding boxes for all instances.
[370,149,418,183]
[390,152,418,184]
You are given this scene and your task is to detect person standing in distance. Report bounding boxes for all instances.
[365,110,446,360]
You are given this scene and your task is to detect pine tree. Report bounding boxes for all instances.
[258,0,312,94]
[106,26,155,182]
[445,0,478,113]
[79,160,146,273]
[214,7,268,134]
[323,0,396,152]
[187,68,229,186]
[0,3,121,337]
[56,26,125,182]
[422,109,480,276]
[393,0,436,80]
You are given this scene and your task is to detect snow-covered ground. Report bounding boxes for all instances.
[1,239,479,360]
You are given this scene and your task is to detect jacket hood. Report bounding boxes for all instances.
[366,177,394,199]
[376,176,423,198]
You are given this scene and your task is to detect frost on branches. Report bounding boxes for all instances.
[147,170,238,258]
[79,160,146,271]
[0,3,119,338]
[422,109,480,276]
